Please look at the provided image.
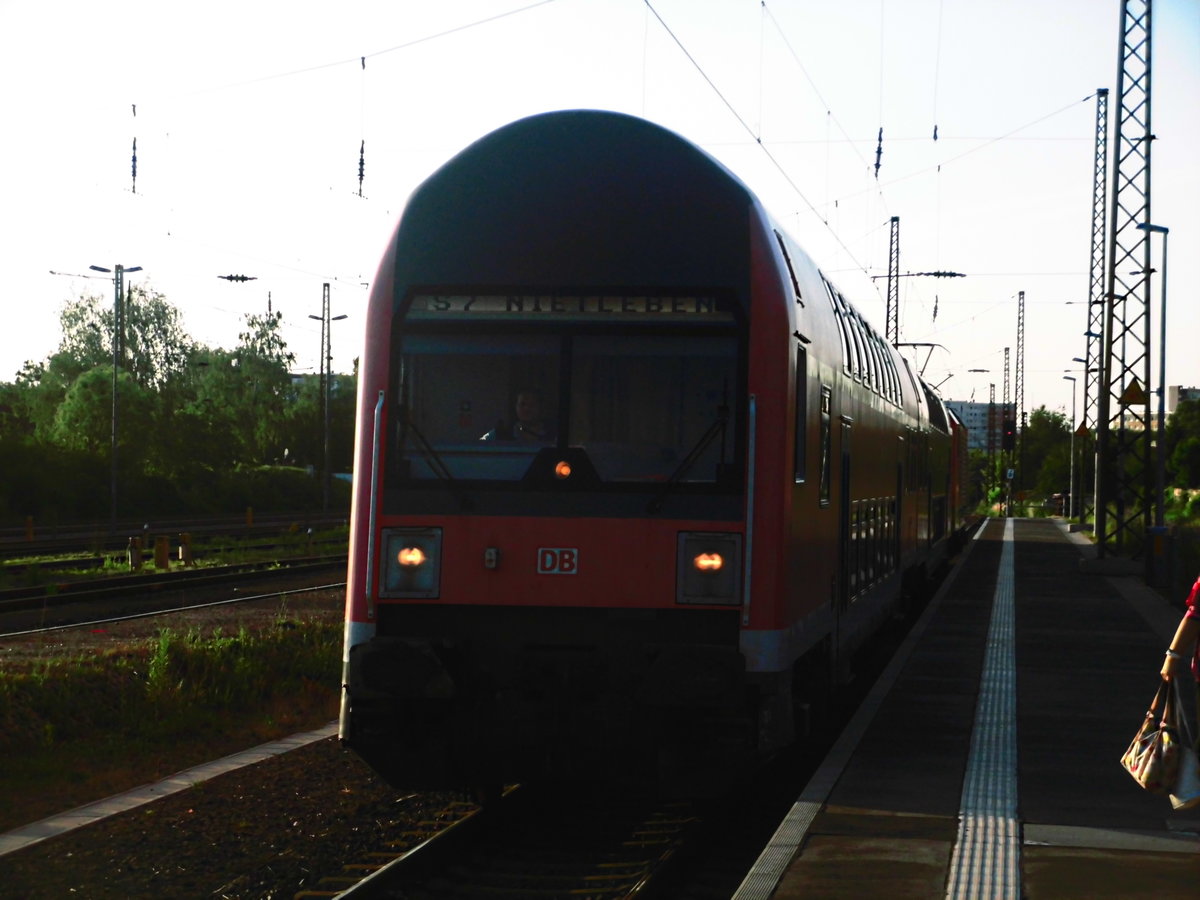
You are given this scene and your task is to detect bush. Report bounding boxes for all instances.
[0,619,341,758]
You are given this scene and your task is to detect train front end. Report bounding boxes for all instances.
[340,111,783,790]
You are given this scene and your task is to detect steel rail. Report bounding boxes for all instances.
[0,580,348,639]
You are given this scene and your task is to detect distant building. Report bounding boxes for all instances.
[1169,386,1200,414]
[944,400,998,451]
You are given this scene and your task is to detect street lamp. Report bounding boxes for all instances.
[1137,222,1169,530]
[90,263,143,532]
[309,283,349,512]
[1063,376,1077,519]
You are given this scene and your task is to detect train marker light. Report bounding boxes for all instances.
[677,533,742,605]
[397,546,426,567]
[554,460,572,479]
[381,527,442,598]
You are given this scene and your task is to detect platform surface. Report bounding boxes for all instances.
[737,518,1200,899]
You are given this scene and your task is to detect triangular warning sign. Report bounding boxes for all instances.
[1118,378,1147,407]
[1075,423,1089,437]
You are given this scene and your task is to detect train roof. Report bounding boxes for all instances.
[390,109,759,303]
[382,109,950,429]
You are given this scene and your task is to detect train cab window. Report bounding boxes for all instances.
[391,323,738,488]
[394,334,560,481]
[569,334,736,483]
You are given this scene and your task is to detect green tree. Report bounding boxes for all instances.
[51,367,152,453]
[15,355,80,441]
[150,348,243,476]
[54,285,193,388]
[277,364,359,473]
[1019,406,1072,499]
[330,362,359,472]
[121,285,194,389]
[1170,438,1200,488]
[1167,399,1200,488]
[279,373,323,468]
[233,311,296,465]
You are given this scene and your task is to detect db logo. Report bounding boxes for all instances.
[537,547,579,575]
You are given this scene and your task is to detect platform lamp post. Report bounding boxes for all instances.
[1063,376,1077,519]
[965,368,992,497]
[308,284,348,513]
[1071,356,1098,524]
[90,263,142,533]
[1137,223,1169,532]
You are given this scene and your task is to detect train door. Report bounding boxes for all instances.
[896,435,905,564]
[835,416,852,679]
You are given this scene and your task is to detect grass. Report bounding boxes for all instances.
[0,525,349,590]
[0,615,342,831]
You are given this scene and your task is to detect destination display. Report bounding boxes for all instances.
[408,294,731,321]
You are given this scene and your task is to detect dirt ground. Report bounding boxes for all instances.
[0,585,474,897]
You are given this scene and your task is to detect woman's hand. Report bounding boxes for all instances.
[1162,649,1185,681]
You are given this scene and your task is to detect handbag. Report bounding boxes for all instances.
[1120,680,1180,795]
[1171,744,1200,810]
[1168,678,1200,810]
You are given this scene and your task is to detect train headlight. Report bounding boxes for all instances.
[677,532,741,605]
[381,527,442,598]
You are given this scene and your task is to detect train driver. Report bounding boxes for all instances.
[481,389,557,443]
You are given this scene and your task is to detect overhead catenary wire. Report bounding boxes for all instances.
[94,3,1099,377]
[932,0,945,140]
[645,0,873,279]
[106,2,562,322]
[358,56,367,198]
[834,92,1102,205]
[138,0,561,103]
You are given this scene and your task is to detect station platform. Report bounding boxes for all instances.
[735,517,1200,900]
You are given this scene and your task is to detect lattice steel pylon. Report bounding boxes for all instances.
[1016,291,1025,491]
[1095,0,1153,559]
[988,383,997,502]
[886,216,900,344]
[1003,346,1011,460]
[1080,89,1109,527]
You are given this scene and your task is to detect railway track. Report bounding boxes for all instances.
[0,513,347,557]
[0,538,346,576]
[291,549,965,899]
[0,559,347,636]
[298,784,702,899]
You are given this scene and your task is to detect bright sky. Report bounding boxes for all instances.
[2,0,1197,422]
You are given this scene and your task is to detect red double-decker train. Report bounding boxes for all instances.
[340,110,970,792]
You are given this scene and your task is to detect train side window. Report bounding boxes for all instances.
[859,315,879,394]
[868,332,885,400]
[794,345,807,482]
[881,338,899,405]
[818,385,832,506]
[842,296,866,382]
[775,231,804,305]
[869,328,885,398]
[826,282,853,377]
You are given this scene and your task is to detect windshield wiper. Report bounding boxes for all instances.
[647,404,729,514]
[400,406,472,510]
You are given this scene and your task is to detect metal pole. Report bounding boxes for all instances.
[1158,228,1168,529]
[1064,376,1077,519]
[322,284,331,513]
[1138,224,1169,529]
[111,265,123,533]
